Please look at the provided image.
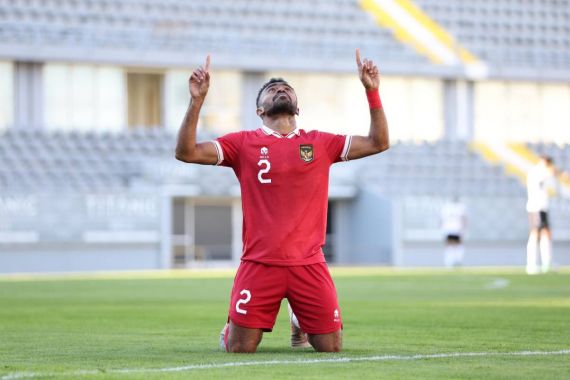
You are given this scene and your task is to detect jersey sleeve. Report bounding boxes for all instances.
[213,131,245,167]
[318,131,352,163]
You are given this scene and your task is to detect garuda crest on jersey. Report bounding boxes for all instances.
[299,144,314,162]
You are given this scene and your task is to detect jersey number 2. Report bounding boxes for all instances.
[258,159,271,184]
[235,289,251,315]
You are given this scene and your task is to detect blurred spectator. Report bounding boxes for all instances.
[525,156,569,274]
[440,197,467,268]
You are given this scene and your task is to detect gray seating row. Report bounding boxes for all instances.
[0,129,540,197]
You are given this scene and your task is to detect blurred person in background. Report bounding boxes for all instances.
[526,156,568,274]
[440,197,467,268]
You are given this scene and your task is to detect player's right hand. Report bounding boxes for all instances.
[189,55,211,101]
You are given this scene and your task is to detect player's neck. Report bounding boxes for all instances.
[263,115,297,135]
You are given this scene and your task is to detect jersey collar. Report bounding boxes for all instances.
[261,125,300,139]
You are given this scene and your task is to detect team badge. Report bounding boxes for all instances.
[299,144,314,162]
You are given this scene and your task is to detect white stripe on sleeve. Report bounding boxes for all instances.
[211,140,224,166]
[340,135,352,162]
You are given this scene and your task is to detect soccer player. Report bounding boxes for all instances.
[440,197,467,268]
[175,49,389,353]
[525,156,568,274]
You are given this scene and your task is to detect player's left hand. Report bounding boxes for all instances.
[356,48,380,91]
[189,55,211,101]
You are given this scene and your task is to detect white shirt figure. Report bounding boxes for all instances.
[526,163,555,212]
[526,158,557,275]
[441,201,466,237]
[440,199,466,268]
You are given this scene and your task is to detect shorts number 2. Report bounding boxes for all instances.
[235,289,251,315]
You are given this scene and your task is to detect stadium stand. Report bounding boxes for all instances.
[2,0,569,78]
[0,128,246,194]
[2,1,570,271]
[0,128,172,191]
[413,0,570,72]
[0,0,429,72]
[356,140,532,244]
[0,129,523,197]
[359,140,525,197]
[1,128,542,244]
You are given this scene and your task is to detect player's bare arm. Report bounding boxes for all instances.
[175,55,219,165]
[347,48,390,160]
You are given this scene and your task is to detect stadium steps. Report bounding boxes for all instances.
[359,0,485,72]
[1,129,526,197]
[0,128,177,192]
[1,0,568,75]
[0,0,429,72]
[412,0,570,73]
[357,139,525,197]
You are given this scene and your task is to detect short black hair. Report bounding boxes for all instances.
[541,155,554,165]
[256,78,293,107]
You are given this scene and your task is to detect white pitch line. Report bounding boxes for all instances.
[485,277,511,290]
[2,349,569,379]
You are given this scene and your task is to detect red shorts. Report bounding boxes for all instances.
[228,261,342,335]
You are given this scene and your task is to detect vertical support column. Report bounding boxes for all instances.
[391,198,404,267]
[186,198,196,263]
[444,79,474,141]
[0,62,14,131]
[231,198,243,265]
[14,61,43,129]
[332,200,350,264]
[241,72,266,130]
[159,191,173,269]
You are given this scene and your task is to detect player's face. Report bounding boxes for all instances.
[259,83,298,117]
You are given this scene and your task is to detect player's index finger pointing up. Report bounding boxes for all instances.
[356,48,362,69]
[205,54,211,72]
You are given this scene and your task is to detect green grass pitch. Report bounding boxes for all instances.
[1,267,569,379]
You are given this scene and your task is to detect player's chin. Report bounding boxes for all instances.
[265,102,297,117]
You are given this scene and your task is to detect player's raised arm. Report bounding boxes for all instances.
[175,55,219,165]
[347,48,390,160]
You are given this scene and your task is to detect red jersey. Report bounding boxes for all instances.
[213,125,351,266]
